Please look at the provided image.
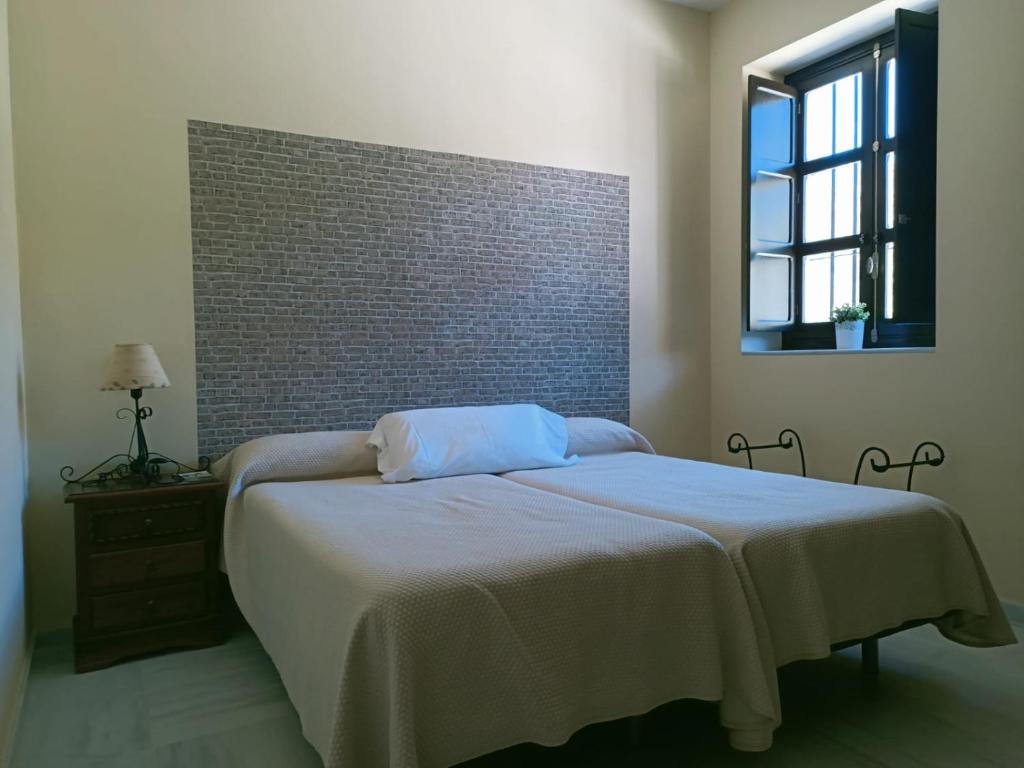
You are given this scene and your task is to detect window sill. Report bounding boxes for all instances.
[742,346,935,356]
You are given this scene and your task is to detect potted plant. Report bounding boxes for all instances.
[830,302,870,350]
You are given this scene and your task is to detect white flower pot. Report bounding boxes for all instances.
[835,319,865,350]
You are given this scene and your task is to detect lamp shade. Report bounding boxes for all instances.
[100,344,170,391]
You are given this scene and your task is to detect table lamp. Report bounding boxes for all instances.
[100,343,170,478]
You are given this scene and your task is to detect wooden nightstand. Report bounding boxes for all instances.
[65,477,227,673]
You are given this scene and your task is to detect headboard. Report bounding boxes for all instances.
[188,121,630,458]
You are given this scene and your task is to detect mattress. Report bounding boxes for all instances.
[222,470,779,767]
[502,451,1017,668]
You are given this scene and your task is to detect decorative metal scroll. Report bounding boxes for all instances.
[853,441,945,491]
[60,452,211,488]
[727,428,807,477]
[61,397,211,488]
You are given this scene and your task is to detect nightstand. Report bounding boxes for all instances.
[65,476,227,673]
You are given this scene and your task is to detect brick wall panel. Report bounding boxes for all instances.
[189,121,629,458]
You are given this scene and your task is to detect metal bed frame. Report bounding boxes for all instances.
[727,428,807,477]
[853,441,945,490]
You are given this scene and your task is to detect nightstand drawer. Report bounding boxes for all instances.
[89,541,206,589]
[91,581,207,632]
[90,500,205,544]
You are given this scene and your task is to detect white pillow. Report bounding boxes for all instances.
[564,417,656,457]
[368,404,578,483]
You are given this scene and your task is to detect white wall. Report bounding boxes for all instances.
[0,0,29,755]
[18,0,1015,636]
[8,0,712,630]
[709,0,1024,601]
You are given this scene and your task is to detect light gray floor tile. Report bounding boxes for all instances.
[140,632,294,747]
[147,713,322,768]
[13,642,151,763]
[12,621,1023,768]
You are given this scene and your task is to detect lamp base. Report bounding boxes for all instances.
[59,390,209,486]
[60,452,210,488]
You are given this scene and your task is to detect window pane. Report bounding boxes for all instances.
[804,73,862,161]
[832,161,860,238]
[802,161,861,243]
[801,248,861,323]
[802,253,832,323]
[886,58,896,139]
[804,84,833,161]
[803,167,832,243]
[832,249,858,312]
[833,73,862,154]
[884,241,895,319]
[885,151,895,229]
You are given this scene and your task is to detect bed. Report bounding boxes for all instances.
[215,430,780,768]
[502,443,1016,675]
[215,417,1015,768]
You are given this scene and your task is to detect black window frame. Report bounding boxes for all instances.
[778,30,936,350]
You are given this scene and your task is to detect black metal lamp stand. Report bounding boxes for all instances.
[60,389,209,487]
[127,387,153,477]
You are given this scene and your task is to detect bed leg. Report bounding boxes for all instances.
[861,637,879,676]
[627,715,643,746]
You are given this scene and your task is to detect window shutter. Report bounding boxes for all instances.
[893,9,938,323]
[746,75,798,331]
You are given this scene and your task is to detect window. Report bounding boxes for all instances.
[745,9,937,349]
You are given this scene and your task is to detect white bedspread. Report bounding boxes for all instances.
[222,470,779,767]
[503,452,1016,668]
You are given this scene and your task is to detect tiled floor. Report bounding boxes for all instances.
[11,617,1022,767]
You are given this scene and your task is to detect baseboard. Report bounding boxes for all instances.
[0,629,33,768]
[1001,600,1024,626]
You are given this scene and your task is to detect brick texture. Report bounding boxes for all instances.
[189,121,629,458]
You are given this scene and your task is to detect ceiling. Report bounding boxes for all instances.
[666,0,731,11]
